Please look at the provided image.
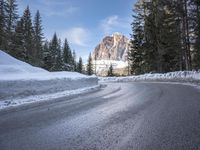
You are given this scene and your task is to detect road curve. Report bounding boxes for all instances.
[0,82,200,150]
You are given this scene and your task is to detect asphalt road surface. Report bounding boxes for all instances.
[0,82,200,150]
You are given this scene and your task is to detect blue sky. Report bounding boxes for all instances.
[18,0,136,61]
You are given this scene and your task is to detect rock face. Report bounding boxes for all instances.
[92,33,130,76]
[92,32,130,61]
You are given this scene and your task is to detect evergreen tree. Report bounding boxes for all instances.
[176,0,192,70]
[22,6,35,64]
[56,38,64,71]
[107,64,114,76]
[49,33,59,70]
[4,0,18,52]
[43,40,52,70]
[72,50,77,71]
[62,38,74,71]
[33,10,44,66]
[49,33,64,71]
[130,0,184,74]
[87,53,93,75]
[77,57,83,73]
[63,38,70,64]
[157,0,181,72]
[192,0,200,70]
[13,18,26,61]
[0,0,6,50]
[129,1,145,75]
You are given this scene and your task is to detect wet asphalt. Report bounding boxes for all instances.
[0,82,200,150]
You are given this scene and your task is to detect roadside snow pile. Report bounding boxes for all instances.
[0,50,98,109]
[0,50,90,80]
[99,71,200,83]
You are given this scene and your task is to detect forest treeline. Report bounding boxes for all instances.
[0,0,93,73]
[128,0,200,75]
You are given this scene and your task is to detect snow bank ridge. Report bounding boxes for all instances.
[0,50,99,110]
[99,71,200,83]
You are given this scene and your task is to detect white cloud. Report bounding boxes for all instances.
[60,27,90,47]
[101,15,119,34]
[101,15,131,35]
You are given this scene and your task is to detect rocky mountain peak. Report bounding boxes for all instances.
[92,33,130,61]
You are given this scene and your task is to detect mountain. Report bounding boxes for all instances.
[91,33,130,76]
[92,32,130,61]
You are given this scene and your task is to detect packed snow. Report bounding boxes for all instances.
[99,71,200,83]
[93,60,128,75]
[0,50,93,80]
[0,85,100,110]
[0,50,99,110]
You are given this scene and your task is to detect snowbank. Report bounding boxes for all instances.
[99,71,200,84]
[0,50,99,110]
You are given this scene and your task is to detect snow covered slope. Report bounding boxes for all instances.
[0,50,99,110]
[0,50,89,80]
[99,71,200,83]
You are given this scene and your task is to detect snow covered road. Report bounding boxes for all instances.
[0,82,200,150]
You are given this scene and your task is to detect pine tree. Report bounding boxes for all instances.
[13,18,26,61]
[72,50,77,71]
[43,40,52,70]
[87,53,93,75]
[22,6,35,64]
[62,38,74,71]
[130,0,184,73]
[192,0,200,70]
[49,33,59,71]
[63,38,70,64]
[176,0,192,70]
[49,33,64,71]
[4,0,18,52]
[77,57,83,73]
[107,64,114,76]
[129,1,145,75]
[56,38,64,71]
[0,0,6,50]
[33,10,44,66]
[158,0,181,72]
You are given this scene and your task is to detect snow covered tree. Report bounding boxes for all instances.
[87,53,93,75]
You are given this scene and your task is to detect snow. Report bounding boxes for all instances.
[0,50,99,110]
[0,50,91,80]
[0,85,100,110]
[99,71,200,83]
[93,60,128,73]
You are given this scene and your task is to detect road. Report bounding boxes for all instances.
[0,82,200,150]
